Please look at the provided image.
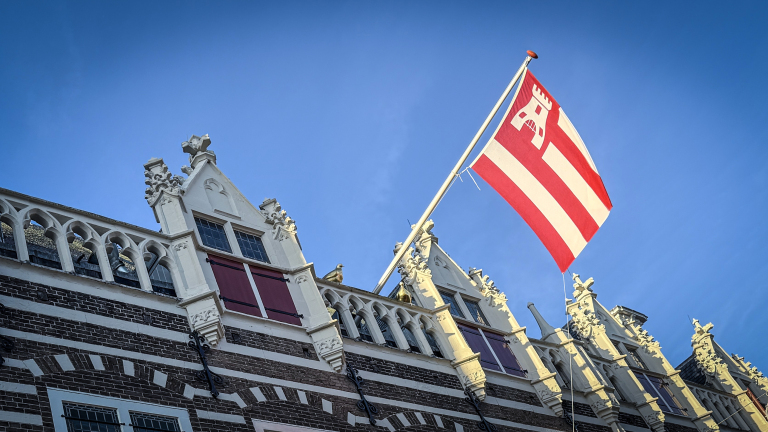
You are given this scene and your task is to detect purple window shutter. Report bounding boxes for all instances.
[250,265,301,326]
[208,255,262,317]
[484,331,526,377]
[458,324,500,371]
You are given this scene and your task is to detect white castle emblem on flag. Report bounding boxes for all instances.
[511,84,552,149]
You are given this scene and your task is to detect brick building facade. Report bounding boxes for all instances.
[0,134,764,432]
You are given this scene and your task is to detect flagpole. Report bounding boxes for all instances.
[372,50,538,295]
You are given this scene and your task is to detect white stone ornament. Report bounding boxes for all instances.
[259,198,297,241]
[395,243,430,285]
[182,134,212,159]
[144,158,184,205]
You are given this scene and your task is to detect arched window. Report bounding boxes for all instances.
[555,363,571,389]
[107,243,140,288]
[25,220,61,269]
[400,325,421,353]
[69,233,101,279]
[330,308,349,337]
[351,307,374,343]
[424,331,443,358]
[145,252,176,297]
[375,312,398,348]
[0,221,17,259]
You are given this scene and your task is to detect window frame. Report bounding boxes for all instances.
[438,290,465,318]
[194,216,233,253]
[463,299,490,326]
[233,229,271,263]
[47,388,193,432]
[627,347,648,369]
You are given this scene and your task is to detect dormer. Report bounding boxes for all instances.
[142,135,343,372]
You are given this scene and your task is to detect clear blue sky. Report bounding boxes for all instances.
[1,1,766,369]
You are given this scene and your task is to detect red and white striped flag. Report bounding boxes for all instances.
[470,70,612,272]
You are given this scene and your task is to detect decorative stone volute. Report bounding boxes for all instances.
[143,158,185,206]
[259,198,297,241]
[182,134,216,168]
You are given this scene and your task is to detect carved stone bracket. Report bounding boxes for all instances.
[452,353,487,400]
[180,292,224,346]
[306,321,344,373]
[259,199,297,241]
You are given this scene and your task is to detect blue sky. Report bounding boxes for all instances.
[1,1,766,369]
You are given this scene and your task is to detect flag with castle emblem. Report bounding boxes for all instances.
[470,70,612,272]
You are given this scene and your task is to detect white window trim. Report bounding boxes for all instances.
[252,419,337,432]
[47,388,193,432]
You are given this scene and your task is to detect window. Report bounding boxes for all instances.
[457,324,525,377]
[464,300,489,326]
[235,230,270,263]
[194,217,231,252]
[356,314,374,342]
[0,222,17,259]
[484,331,525,376]
[25,220,62,269]
[145,252,175,297]
[63,403,120,431]
[401,326,421,353]
[633,372,685,415]
[49,389,192,432]
[130,412,181,432]
[375,315,398,348]
[628,348,648,369]
[555,364,571,389]
[208,255,263,317]
[439,291,465,318]
[424,331,443,358]
[249,266,301,325]
[330,309,349,337]
[611,340,623,353]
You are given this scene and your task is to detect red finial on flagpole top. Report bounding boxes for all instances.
[527,50,538,59]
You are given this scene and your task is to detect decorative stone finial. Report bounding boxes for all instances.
[259,198,297,241]
[182,134,216,168]
[143,158,185,205]
[527,302,556,339]
[572,273,595,298]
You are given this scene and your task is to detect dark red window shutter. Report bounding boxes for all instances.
[457,324,500,371]
[484,331,526,377]
[207,255,261,317]
[250,266,301,326]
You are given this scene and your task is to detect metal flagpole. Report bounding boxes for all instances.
[372,50,538,295]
